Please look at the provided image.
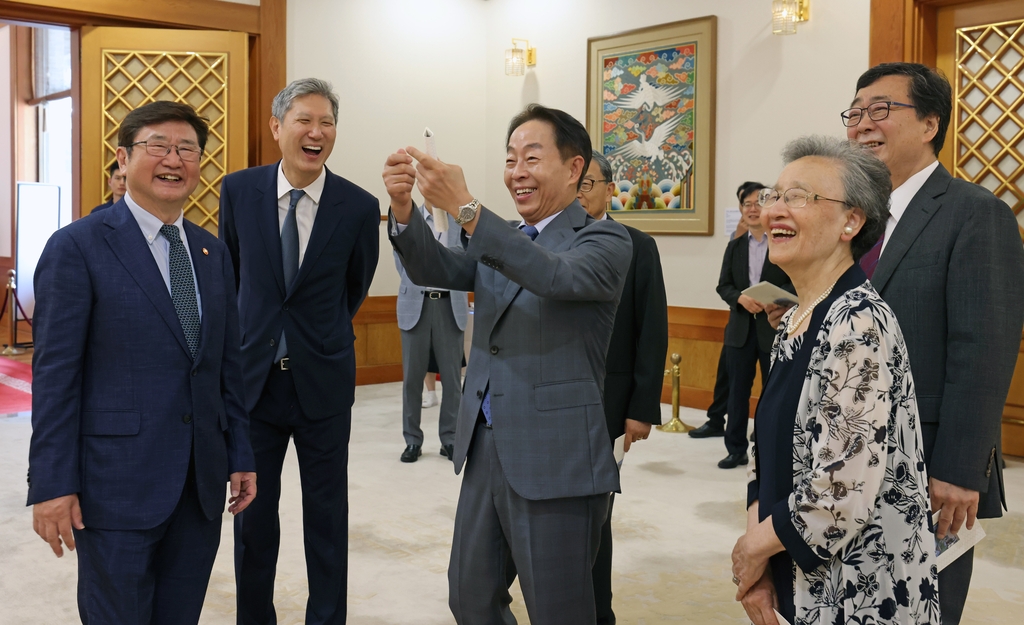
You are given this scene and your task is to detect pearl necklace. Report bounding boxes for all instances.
[786,279,839,336]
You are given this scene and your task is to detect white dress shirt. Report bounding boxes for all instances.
[124,191,201,318]
[881,160,940,256]
[276,163,327,266]
[517,210,562,234]
[423,206,449,293]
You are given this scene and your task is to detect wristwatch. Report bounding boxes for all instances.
[454,199,481,226]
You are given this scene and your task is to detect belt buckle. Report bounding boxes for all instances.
[428,291,442,300]
[279,357,290,371]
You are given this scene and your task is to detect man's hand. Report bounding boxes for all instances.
[33,494,84,557]
[739,572,780,625]
[623,418,652,453]
[738,294,765,315]
[228,472,257,515]
[930,477,979,539]
[382,150,417,223]
[764,302,794,330]
[405,147,475,216]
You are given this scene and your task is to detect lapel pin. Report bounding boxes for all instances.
[202,247,209,255]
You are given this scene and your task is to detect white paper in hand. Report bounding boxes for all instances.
[613,434,625,468]
[932,511,986,572]
[773,608,792,625]
[742,281,799,307]
[423,127,448,233]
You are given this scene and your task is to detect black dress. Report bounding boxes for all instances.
[747,265,865,623]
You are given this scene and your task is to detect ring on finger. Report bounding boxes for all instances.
[732,575,740,585]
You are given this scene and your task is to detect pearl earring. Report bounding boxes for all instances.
[844,226,853,235]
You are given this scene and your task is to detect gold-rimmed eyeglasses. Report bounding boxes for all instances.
[127,141,203,162]
[579,178,609,193]
[758,187,851,209]
[840,101,915,127]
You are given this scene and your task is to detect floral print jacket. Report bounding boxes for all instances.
[751,282,940,624]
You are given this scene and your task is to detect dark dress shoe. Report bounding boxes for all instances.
[440,444,454,460]
[688,423,725,438]
[400,445,422,463]
[718,453,749,469]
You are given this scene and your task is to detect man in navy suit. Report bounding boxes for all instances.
[90,162,127,214]
[220,78,380,625]
[28,100,257,624]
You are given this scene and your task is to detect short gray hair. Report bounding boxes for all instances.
[590,152,613,182]
[271,78,339,122]
[781,135,891,261]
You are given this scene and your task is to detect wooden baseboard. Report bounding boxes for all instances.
[353,296,403,385]
[356,363,404,386]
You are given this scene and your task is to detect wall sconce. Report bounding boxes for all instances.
[505,39,536,76]
[772,0,808,36]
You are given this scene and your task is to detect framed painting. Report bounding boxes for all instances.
[586,16,717,235]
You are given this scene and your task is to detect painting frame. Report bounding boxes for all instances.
[586,16,717,235]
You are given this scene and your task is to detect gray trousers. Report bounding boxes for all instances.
[449,422,609,625]
[400,295,463,447]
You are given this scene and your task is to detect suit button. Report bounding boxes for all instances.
[283,305,289,311]
[476,390,483,399]
[270,338,276,347]
[182,414,192,424]
[191,370,197,377]
[490,346,499,355]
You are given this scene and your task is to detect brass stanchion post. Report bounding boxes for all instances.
[2,269,24,356]
[657,353,692,433]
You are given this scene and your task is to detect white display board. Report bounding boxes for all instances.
[16,182,61,319]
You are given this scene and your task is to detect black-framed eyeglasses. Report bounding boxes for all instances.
[840,101,916,127]
[579,178,609,193]
[127,141,203,162]
[758,188,851,209]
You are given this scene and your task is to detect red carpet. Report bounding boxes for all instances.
[0,356,32,413]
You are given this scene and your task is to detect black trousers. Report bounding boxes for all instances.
[593,493,616,625]
[724,316,770,455]
[234,365,352,625]
[706,345,730,428]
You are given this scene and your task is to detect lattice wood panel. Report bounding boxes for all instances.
[955,19,1024,235]
[102,50,228,233]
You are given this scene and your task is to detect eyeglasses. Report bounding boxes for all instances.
[740,201,759,209]
[840,101,916,127]
[127,141,203,162]
[758,188,851,209]
[579,178,609,193]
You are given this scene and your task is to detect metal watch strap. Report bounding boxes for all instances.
[454,199,480,225]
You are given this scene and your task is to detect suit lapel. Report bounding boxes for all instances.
[103,204,192,359]
[871,165,948,293]
[737,236,751,288]
[491,204,586,325]
[257,163,287,297]
[289,170,345,297]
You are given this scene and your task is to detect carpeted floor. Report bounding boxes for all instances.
[2,382,1022,624]
[0,356,31,415]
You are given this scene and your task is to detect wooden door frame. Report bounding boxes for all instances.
[0,0,285,170]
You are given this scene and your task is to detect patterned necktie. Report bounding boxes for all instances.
[159,225,200,359]
[276,188,304,362]
[481,224,541,424]
[860,232,884,279]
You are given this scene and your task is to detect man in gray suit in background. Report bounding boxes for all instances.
[393,209,468,463]
[845,62,1024,624]
[382,104,631,625]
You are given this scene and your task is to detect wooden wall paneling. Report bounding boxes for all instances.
[1001,338,1024,456]
[870,0,908,65]
[352,295,404,386]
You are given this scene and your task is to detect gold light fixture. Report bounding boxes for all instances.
[772,0,808,36]
[505,38,536,76]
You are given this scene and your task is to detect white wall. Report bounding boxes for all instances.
[289,0,871,305]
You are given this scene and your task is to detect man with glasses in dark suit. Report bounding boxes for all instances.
[844,62,1024,624]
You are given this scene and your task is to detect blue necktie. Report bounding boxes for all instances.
[276,188,304,361]
[481,223,541,424]
[160,225,200,360]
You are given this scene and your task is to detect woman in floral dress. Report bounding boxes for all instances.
[731,135,939,625]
